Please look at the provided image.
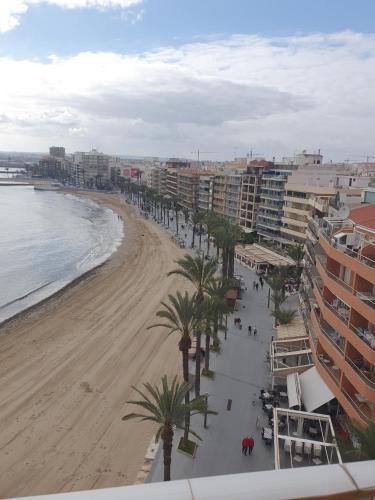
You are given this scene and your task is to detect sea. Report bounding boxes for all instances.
[0,185,123,323]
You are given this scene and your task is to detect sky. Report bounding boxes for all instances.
[0,0,375,161]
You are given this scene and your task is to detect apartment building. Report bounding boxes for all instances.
[166,168,179,198]
[49,146,65,159]
[150,167,167,195]
[256,166,293,244]
[239,160,272,233]
[198,174,215,212]
[303,205,375,426]
[281,184,336,244]
[73,149,110,186]
[177,170,202,212]
[212,172,242,225]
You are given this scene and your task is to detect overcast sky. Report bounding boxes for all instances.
[0,0,375,161]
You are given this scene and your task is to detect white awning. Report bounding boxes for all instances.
[287,373,301,408]
[333,232,347,241]
[299,367,335,412]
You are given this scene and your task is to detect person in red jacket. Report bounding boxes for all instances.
[242,436,255,455]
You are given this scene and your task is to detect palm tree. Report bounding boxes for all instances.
[287,244,305,286]
[265,267,288,324]
[191,211,202,249]
[203,213,220,258]
[205,278,232,357]
[171,196,180,234]
[344,419,375,460]
[212,220,243,279]
[168,255,217,397]
[122,376,213,480]
[148,292,197,443]
[273,308,297,325]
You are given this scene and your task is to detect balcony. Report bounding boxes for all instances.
[280,227,306,240]
[315,260,375,322]
[341,388,371,423]
[320,230,375,286]
[312,279,375,360]
[282,216,308,228]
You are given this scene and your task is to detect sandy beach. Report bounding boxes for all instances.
[0,193,187,498]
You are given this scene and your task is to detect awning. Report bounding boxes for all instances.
[333,232,347,241]
[287,373,301,409]
[299,367,335,412]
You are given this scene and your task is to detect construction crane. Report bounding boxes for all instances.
[190,149,218,162]
[247,149,264,160]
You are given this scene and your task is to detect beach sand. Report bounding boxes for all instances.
[0,193,187,498]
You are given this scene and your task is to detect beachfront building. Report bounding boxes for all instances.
[177,170,202,212]
[73,149,110,188]
[212,172,242,225]
[49,146,65,159]
[256,165,293,244]
[295,150,323,166]
[239,160,271,233]
[281,184,336,244]
[198,174,215,212]
[304,205,375,426]
[150,167,167,196]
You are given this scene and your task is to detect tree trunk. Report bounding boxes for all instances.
[222,248,228,279]
[176,210,179,234]
[228,246,235,278]
[207,232,210,257]
[179,338,191,445]
[162,426,173,481]
[205,331,210,372]
[167,209,170,228]
[195,330,202,397]
[191,225,196,248]
[199,224,202,251]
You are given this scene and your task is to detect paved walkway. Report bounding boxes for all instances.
[145,216,278,481]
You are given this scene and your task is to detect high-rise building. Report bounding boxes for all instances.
[212,172,242,225]
[150,167,167,195]
[281,184,336,244]
[73,149,110,187]
[49,146,65,159]
[198,175,215,212]
[303,205,375,426]
[239,160,272,233]
[256,166,293,244]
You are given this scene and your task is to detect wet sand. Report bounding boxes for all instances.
[0,193,187,498]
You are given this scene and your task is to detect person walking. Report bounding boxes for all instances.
[248,325,252,336]
[260,279,264,289]
[253,280,256,290]
[255,282,259,292]
[248,436,255,455]
[242,437,250,455]
[253,328,257,337]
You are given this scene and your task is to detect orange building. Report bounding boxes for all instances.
[304,205,375,426]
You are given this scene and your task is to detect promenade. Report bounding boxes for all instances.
[146,218,278,481]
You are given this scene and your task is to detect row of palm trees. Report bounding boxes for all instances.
[122,254,233,480]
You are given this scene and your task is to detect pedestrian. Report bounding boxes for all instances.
[242,437,249,455]
[255,283,259,291]
[248,325,252,336]
[253,328,257,337]
[256,415,261,428]
[260,280,264,289]
[253,280,256,290]
[248,436,255,455]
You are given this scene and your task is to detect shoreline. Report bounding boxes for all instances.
[0,190,123,328]
[0,192,187,498]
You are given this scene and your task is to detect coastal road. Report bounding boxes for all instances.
[0,194,188,498]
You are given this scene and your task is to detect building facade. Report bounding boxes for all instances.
[239,160,271,233]
[281,185,336,244]
[303,205,375,426]
[212,172,242,225]
[256,166,293,244]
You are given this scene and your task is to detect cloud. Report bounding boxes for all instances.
[0,0,143,33]
[0,31,375,159]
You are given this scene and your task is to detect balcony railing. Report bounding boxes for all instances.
[341,388,371,423]
[313,278,375,352]
[316,259,375,311]
[320,229,375,269]
[344,355,375,390]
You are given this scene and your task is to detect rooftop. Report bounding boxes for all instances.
[348,204,375,231]
[285,184,336,195]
